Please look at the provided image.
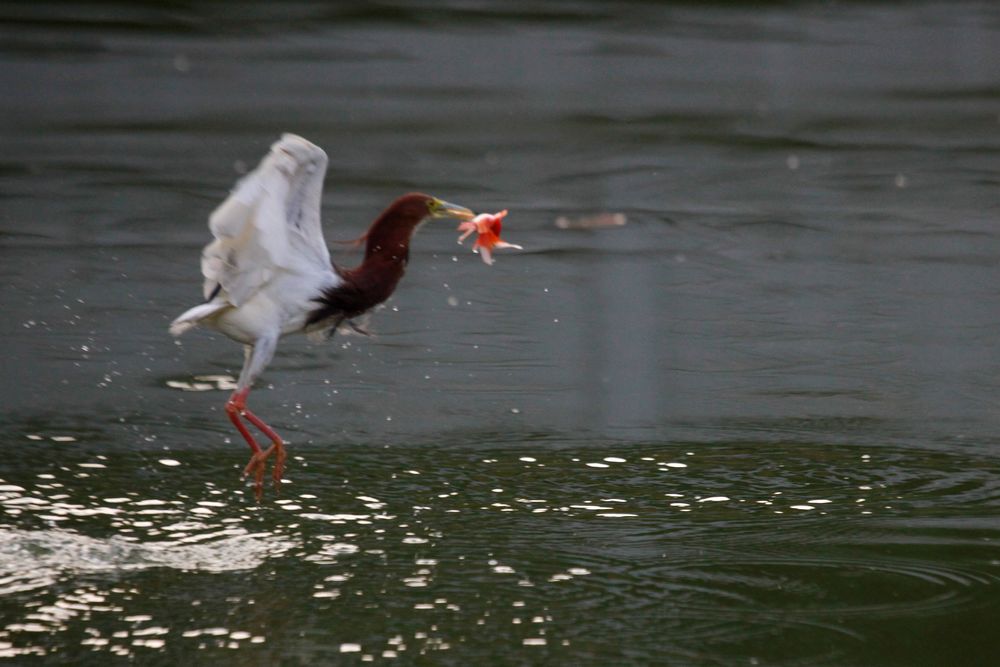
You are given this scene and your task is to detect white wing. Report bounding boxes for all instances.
[200,133,331,305]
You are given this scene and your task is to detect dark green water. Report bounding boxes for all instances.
[2,2,999,665]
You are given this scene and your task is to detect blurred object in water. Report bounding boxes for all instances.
[554,213,627,230]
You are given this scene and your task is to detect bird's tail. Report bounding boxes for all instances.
[169,301,229,336]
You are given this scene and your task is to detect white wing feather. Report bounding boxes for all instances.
[201,133,331,305]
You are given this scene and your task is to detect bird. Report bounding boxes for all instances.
[170,133,475,498]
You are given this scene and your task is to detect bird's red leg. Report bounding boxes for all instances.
[226,389,262,454]
[226,388,268,499]
[241,406,286,488]
[225,388,286,498]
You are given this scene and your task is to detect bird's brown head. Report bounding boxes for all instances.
[361,192,474,262]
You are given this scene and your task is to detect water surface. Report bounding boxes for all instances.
[2,2,999,664]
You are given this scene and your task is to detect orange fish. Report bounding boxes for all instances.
[457,209,522,265]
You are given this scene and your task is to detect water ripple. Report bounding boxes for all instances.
[0,527,293,594]
[0,433,996,662]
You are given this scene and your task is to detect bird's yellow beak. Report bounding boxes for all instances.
[429,198,475,221]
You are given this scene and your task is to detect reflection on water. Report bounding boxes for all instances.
[1,439,997,662]
[2,0,1000,664]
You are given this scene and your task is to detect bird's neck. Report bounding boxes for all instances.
[313,199,424,321]
[342,253,406,309]
[340,208,423,311]
[362,208,423,263]
[363,233,411,265]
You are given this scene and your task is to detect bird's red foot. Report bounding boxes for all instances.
[242,449,270,501]
[241,441,285,500]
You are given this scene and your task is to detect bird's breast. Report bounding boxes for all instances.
[212,269,339,344]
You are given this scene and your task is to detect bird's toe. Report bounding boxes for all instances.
[267,441,287,493]
[242,450,271,500]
